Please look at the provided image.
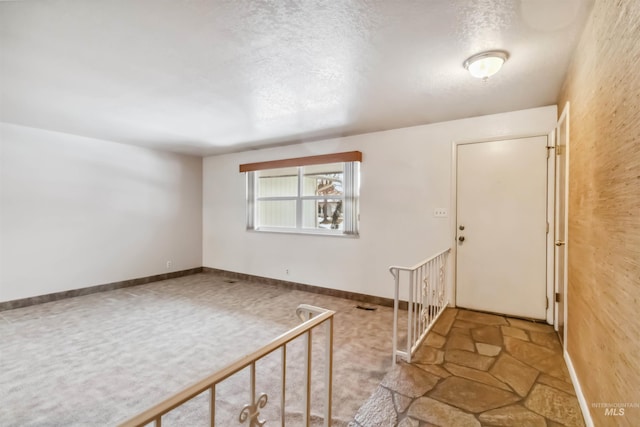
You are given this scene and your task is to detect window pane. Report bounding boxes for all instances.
[302,163,344,197]
[303,199,344,231]
[257,167,298,197]
[247,160,358,235]
[257,200,296,228]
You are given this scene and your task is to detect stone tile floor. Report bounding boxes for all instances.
[351,308,585,427]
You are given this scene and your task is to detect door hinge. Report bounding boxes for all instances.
[556,145,565,156]
[546,297,549,309]
[555,292,561,303]
[546,145,555,159]
[546,221,549,234]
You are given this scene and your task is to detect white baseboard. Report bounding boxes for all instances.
[564,349,594,427]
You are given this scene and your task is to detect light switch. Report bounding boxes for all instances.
[434,208,448,217]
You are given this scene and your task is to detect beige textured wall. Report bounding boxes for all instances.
[558,0,640,424]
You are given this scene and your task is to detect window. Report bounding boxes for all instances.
[241,152,361,236]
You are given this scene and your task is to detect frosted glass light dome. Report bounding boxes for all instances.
[464,51,509,79]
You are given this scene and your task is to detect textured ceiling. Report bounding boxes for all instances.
[0,0,593,156]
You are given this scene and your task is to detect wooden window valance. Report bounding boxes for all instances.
[239,151,362,173]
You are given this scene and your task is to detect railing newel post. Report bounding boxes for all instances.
[281,345,286,427]
[303,328,312,426]
[392,268,399,365]
[209,385,215,427]
[324,315,333,427]
[407,269,414,363]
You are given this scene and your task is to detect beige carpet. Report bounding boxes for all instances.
[0,273,401,426]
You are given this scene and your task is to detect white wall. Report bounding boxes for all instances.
[0,123,203,302]
[203,106,557,300]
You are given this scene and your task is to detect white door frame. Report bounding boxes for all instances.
[449,134,556,324]
[555,102,570,346]
[546,130,557,326]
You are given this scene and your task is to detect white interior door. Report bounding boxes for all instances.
[456,136,548,319]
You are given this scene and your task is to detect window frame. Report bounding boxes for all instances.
[242,152,361,237]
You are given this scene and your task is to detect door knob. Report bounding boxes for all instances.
[459,225,465,230]
[458,236,465,242]
[555,240,565,246]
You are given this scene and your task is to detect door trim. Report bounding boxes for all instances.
[546,129,556,325]
[555,102,570,346]
[450,134,555,323]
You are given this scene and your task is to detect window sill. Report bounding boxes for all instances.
[247,228,359,238]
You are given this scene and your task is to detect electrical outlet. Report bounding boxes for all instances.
[166,260,172,269]
[285,269,290,275]
[433,208,448,217]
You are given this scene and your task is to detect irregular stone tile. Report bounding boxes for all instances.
[416,363,451,378]
[432,308,457,336]
[443,363,511,391]
[407,396,480,426]
[501,325,529,341]
[445,330,476,352]
[503,336,556,366]
[353,385,397,427]
[425,331,446,348]
[479,404,546,427]
[529,330,562,351]
[393,392,413,413]
[429,377,520,413]
[525,384,585,426]
[452,319,484,330]
[457,310,508,325]
[537,373,576,395]
[381,363,439,397]
[471,325,503,346]
[397,416,419,427]
[533,355,571,380]
[412,345,444,365]
[445,349,495,371]
[489,353,539,397]
[507,317,554,333]
[450,327,471,337]
[476,342,501,356]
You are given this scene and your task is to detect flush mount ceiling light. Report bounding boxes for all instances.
[463,50,509,79]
